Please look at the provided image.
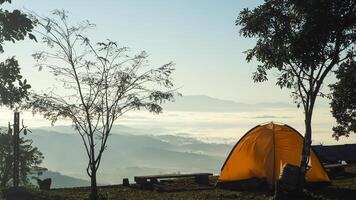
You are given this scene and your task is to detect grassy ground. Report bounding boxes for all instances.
[44,183,273,200]
[2,164,356,200]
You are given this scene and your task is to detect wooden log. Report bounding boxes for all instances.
[134,173,213,189]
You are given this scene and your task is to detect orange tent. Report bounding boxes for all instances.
[217,122,330,188]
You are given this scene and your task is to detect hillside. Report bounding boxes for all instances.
[31,171,90,188]
[26,126,233,186]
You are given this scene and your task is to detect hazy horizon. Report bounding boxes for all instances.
[1,95,354,146]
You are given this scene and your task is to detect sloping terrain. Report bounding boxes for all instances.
[27,127,232,186]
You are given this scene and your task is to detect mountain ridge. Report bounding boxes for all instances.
[26,127,233,185]
[163,95,294,112]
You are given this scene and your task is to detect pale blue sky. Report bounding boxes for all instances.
[1,0,352,144]
[3,0,332,104]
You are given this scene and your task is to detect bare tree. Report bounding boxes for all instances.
[26,10,176,200]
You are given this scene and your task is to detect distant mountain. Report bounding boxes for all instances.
[31,170,90,188]
[26,126,232,184]
[162,95,294,112]
[156,135,232,157]
[126,147,223,171]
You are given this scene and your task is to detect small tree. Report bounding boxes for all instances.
[330,59,356,140]
[0,128,45,187]
[237,0,355,185]
[0,0,34,107]
[26,10,176,200]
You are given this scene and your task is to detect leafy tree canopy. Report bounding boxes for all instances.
[237,0,354,96]
[0,58,31,106]
[330,59,356,140]
[0,129,46,187]
[0,0,35,107]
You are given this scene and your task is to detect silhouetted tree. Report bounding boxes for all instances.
[26,10,177,200]
[330,59,355,140]
[237,0,355,185]
[0,128,45,187]
[0,0,35,107]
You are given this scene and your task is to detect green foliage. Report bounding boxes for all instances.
[237,0,355,108]
[0,57,31,106]
[330,59,356,139]
[0,0,36,107]
[0,1,35,52]
[0,130,46,187]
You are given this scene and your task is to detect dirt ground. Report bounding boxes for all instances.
[47,164,356,200]
[2,164,356,200]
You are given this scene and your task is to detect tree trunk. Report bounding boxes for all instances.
[299,113,312,186]
[90,169,98,200]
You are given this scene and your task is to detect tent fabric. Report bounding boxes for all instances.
[218,123,330,186]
